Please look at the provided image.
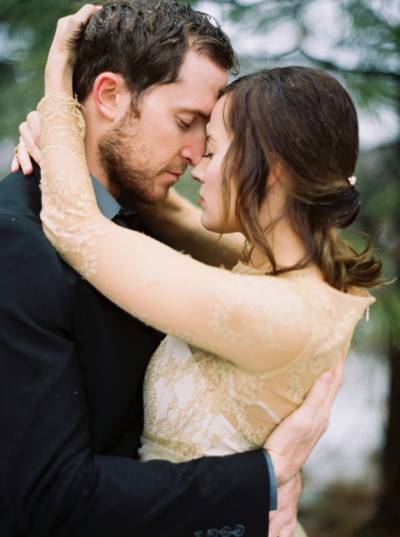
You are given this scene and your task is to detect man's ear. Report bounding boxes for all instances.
[92,72,131,121]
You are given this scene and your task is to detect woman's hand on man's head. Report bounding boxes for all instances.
[45,4,101,95]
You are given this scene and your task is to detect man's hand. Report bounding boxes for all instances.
[269,473,302,537]
[11,111,42,175]
[265,359,344,486]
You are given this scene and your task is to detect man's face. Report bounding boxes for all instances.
[99,48,228,204]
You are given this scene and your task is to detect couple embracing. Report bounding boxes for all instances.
[1,1,381,536]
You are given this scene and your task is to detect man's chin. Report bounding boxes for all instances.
[131,186,170,205]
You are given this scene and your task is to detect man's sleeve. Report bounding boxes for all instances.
[0,214,270,537]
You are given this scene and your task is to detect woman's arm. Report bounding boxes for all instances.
[39,92,312,375]
[139,188,245,268]
[39,8,312,375]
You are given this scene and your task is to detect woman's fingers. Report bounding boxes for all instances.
[10,153,20,173]
[45,4,101,94]
[22,114,42,164]
[11,111,42,174]
[26,111,41,145]
[15,138,33,176]
[52,4,102,57]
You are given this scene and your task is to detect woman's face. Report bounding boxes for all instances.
[191,95,238,233]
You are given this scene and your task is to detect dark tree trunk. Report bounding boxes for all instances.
[366,76,400,537]
[371,337,400,531]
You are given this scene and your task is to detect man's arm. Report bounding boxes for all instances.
[265,364,343,537]
[0,212,269,537]
[138,188,245,267]
[266,366,342,486]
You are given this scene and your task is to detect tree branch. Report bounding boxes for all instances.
[203,0,302,10]
[299,49,400,82]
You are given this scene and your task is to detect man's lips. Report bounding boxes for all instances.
[166,170,184,178]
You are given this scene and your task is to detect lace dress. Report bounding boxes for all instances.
[37,95,375,534]
[139,260,374,463]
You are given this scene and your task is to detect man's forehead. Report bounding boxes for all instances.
[172,79,224,118]
[172,49,228,111]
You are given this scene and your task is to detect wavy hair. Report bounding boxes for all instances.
[220,67,383,291]
[70,0,238,103]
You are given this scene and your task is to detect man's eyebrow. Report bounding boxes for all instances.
[178,107,210,121]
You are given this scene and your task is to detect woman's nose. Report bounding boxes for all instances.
[191,158,207,183]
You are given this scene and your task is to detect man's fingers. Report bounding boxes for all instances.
[269,517,297,537]
[299,370,334,422]
[327,357,344,406]
[279,522,297,537]
[268,516,280,537]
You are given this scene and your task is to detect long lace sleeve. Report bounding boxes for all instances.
[38,93,372,375]
[38,93,108,279]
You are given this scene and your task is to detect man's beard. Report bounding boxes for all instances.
[98,115,168,205]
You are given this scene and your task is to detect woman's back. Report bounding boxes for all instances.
[139,262,374,463]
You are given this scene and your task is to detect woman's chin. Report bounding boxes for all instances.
[200,212,222,234]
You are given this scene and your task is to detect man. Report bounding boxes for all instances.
[1,2,341,536]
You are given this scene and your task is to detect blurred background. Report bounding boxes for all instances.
[0,0,398,535]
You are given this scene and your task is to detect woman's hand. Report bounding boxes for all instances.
[45,4,101,95]
[11,111,41,175]
[11,5,100,174]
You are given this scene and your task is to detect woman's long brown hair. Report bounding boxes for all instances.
[220,67,383,291]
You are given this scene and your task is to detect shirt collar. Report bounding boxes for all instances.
[91,176,138,221]
[92,176,121,221]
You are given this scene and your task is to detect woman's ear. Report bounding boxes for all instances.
[266,159,284,193]
[92,72,131,121]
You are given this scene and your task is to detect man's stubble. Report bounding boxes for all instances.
[98,112,169,205]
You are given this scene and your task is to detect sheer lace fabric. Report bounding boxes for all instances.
[139,261,374,464]
[38,93,107,279]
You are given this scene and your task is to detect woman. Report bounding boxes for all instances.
[19,6,381,535]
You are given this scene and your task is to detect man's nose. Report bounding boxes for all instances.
[180,132,206,165]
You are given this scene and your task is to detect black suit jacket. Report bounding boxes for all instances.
[0,168,269,537]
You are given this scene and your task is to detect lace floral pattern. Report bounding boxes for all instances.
[140,262,374,463]
[37,93,375,473]
[38,93,107,278]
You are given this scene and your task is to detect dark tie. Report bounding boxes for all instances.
[112,207,140,230]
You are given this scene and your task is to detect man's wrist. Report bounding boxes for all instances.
[263,449,278,511]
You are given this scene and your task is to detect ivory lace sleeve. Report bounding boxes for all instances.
[38,93,107,279]
[39,93,316,374]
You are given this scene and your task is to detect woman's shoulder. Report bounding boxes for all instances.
[230,261,374,343]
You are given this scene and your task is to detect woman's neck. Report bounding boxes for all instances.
[249,215,323,280]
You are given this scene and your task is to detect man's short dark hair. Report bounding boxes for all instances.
[71,0,238,102]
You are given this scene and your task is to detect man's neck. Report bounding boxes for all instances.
[82,100,121,199]
[85,141,121,199]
